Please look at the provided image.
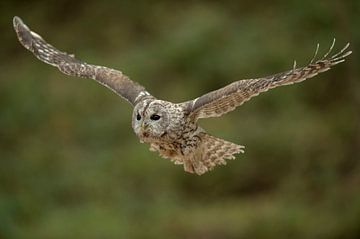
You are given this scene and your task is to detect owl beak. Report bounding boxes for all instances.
[141,122,148,130]
[140,122,150,138]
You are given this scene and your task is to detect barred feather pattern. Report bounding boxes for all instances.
[186,39,352,120]
[188,133,245,175]
[13,16,148,105]
[13,16,352,176]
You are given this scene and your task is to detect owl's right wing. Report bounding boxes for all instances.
[183,40,351,120]
[13,16,151,106]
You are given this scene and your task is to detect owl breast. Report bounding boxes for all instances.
[146,123,203,165]
[133,99,199,163]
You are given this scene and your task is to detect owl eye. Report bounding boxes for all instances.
[150,114,161,121]
[136,113,141,121]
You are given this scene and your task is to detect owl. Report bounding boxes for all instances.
[13,16,352,175]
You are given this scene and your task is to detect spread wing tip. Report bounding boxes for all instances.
[309,40,352,67]
[13,16,34,50]
[13,16,24,28]
[327,42,352,66]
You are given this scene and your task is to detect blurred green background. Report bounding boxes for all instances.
[1,0,359,238]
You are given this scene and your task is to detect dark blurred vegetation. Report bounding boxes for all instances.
[1,0,360,238]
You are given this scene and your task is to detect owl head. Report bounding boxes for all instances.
[132,100,171,140]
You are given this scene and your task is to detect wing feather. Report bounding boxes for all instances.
[184,39,351,120]
[13,16,150,105]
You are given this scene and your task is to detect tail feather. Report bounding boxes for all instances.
[187,133,244,175]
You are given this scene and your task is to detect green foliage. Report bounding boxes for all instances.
[1,0,359,238]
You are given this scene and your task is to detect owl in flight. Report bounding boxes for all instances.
[13,16,352,175]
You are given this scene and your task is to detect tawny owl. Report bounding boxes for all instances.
[13,16,352,175]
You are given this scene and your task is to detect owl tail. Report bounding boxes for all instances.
[184,133,245,175]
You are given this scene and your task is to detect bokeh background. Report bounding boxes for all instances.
[0,0,359,238]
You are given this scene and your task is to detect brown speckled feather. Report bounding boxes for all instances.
[185,40,352,120]
[13,16,352,175]
[13,16,149,105]
[191,133,245,175]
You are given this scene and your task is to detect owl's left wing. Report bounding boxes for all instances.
[13,16,150,106]
[184,40,351,120]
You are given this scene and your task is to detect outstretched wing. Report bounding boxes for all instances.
[13,16,150,105]
[184,40,352,120]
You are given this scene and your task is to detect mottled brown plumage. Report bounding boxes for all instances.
[13,16,146,105]
[184,41,351,120]
[13,16,352,175]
